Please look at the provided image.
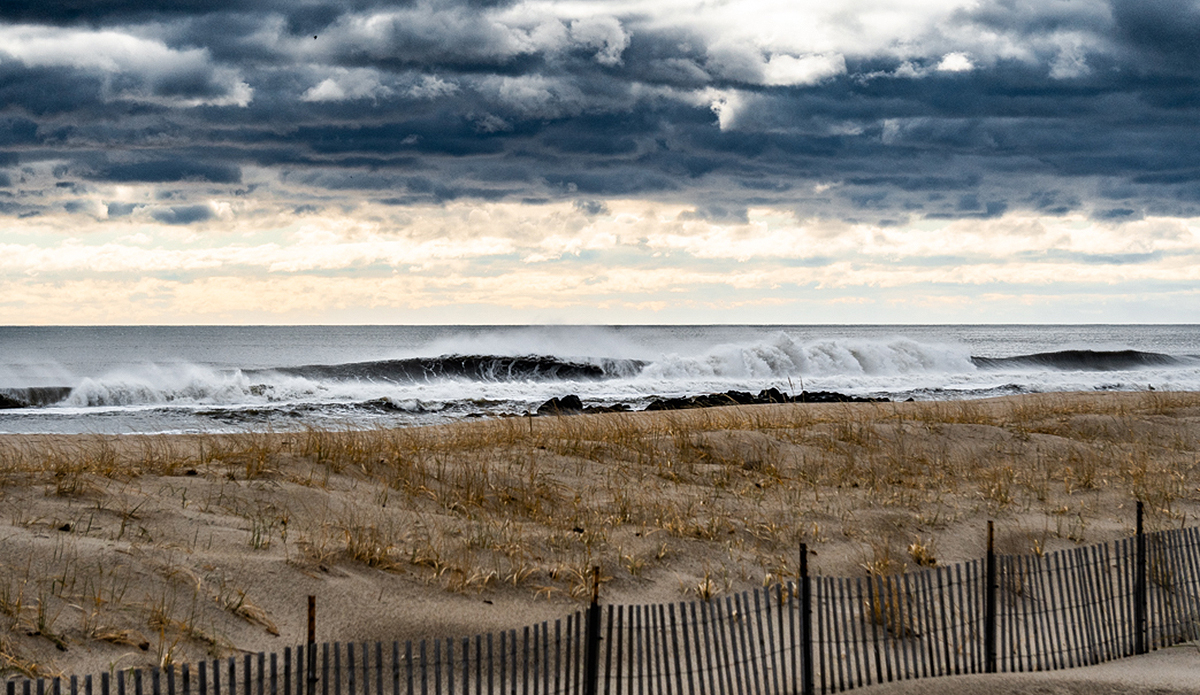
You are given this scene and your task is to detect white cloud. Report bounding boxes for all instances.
[487,74,586,118]
[0,25,251,107]
[706,90,754,131]
[762,53,847,86]
[1050,39,1090,79]
[568,16,630,66]
[302,68,394,102]
[3,199,1200,322]
[935,52,973,72]
[408,75,459,100]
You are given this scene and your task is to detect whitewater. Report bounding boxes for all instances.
[0,325,1197,434]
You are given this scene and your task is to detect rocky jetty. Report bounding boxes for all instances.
[534,387,887,416]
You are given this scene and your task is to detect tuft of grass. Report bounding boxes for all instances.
[907,538,937,568]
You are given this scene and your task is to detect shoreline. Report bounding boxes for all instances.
[0,391,1197,680]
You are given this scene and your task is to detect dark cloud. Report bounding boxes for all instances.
[678,204,749,224]
[86,160,242,184]
[1111,0,1200,73]
[573,199,608,216]
[2,0,1200,224]
[149,204,214,224]
[1092,207,1144,221]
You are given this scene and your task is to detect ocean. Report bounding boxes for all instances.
[0,325,1197,435]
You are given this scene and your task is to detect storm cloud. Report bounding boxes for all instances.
[0,0,1195,218]
[2,0,1199,322]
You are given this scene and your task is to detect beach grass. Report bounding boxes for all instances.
[0,390,1197,678]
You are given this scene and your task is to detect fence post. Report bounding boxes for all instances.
[583,567,602,695]
[985,521,997,674]
[307,596,317,695]
[1135,501,1147,655]
[799,543,814,695]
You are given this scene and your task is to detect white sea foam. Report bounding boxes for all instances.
[1,325,1196,435]
[641,334,976,379]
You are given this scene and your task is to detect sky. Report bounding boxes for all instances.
[1,0,1199,324]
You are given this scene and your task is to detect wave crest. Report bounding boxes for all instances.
[65,365,263,407]
[641,334,977,379]
[270,354,644,382]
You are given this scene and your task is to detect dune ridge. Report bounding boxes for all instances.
[0,391,1198,687]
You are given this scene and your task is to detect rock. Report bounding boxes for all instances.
[645,389,888,411]
[537,388,888,417]
[536,394,584,415]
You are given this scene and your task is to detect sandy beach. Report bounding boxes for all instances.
[1,391,1198,688]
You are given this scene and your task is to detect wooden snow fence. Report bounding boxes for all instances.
[9,503,1200,695]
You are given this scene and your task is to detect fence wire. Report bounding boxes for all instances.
[9,526,1200,695]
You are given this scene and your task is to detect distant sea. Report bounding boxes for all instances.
[0,325,1197,435]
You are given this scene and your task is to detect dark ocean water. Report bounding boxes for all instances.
[0,325,1196,434]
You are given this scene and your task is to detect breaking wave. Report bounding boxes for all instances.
[972,349,1196,371]
[641,334,977,379]
[265,354,645,382]
[3,338,1197,414]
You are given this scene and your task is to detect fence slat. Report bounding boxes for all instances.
[461,638,469,695]
[828,578,846,692]
[657,605,674,695]
[763,588,780,695]
[874,577,893,683]
[1079,547,1102,664]
[1001,557,1017,673]
[1065,548,1083,669]
[668,605,685,695]
[897,574,910,682]
[751,593,771,695]
[610,607,622,695]
[1181,529,1200,642]
[965,561,981,675]
[965,562,978,676]
[1117,538,1136,653]
[1152,534,1174,648]
[434,639,441,695]
[498,632,506,695]
[1098,544,1120,660]
[633,606,645,695]
[736,594,760,695]
[683,602,700,695]
[681,602,698,695]
[734,595,753,695]
[1086,546,1108,662]
[540,624,549,695]
[1160,533,1184,646]
[699,602,719,695]
[1026,555,1048,672]
[1148,535,1165,650]
[714,598,737,695]
[936,567,953,679]
[1020,555,1036,671]
[839,577,858,689]
[511,630,519,695]
[521,627,528,695]
[1168,530,1195,644]
[812,580,825,693]
[561,619,570,695]
[1042,552,1063,671]
[1052,551,1077,668]
[914,569,933,679]
[1074,547,1098,663]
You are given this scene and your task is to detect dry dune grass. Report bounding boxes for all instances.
[0,390,1198,679]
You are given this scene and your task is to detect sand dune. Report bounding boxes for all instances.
[0,391,1197,685]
